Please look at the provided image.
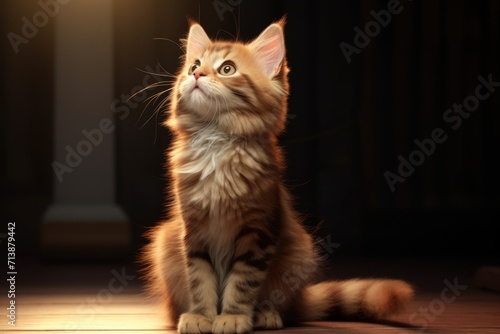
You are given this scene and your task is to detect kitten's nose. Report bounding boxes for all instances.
[193,70,206,80]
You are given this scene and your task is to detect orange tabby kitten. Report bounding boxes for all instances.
[143,19,413,334]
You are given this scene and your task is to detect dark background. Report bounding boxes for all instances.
[1,0,499,263]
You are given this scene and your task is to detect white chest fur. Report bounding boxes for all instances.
[174,128,268,209]
[175,128,237,179]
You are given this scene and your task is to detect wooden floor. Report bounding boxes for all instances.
[2,258,500,333]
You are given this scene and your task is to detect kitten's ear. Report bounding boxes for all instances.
[186,23,211,62]
[250,22,285,78]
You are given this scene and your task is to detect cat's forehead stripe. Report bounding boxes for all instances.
[209,44,232,54]
[202,53,229,69]
[205,44,233,60]
[201,45,235,70]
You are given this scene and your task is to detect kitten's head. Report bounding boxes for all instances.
[167,19,289,137]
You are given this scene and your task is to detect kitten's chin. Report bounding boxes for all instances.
[180,93,215,118]
[186,93,208,108]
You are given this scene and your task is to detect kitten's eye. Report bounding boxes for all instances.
[189,60,201,74]
[218,61,237,76]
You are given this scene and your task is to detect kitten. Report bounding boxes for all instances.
[143,19,414,334]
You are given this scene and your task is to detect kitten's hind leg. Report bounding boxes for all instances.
[144,220,190,326]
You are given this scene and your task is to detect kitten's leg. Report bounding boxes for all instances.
[144,220,190,327]
[178,250,219,334]
[212,227,279,333]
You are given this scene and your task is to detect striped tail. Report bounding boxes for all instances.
[296,279,414,322]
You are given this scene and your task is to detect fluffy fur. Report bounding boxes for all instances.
[142,19,414,334]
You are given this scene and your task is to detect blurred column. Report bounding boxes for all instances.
[41,0,130,259]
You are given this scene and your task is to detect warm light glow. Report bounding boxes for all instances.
[7,292,163,331]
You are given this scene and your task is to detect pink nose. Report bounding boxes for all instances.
[193,70,206,80]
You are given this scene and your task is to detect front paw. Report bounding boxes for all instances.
[178,313,213,334]
[212,314,253,334]
[253,310,283,329]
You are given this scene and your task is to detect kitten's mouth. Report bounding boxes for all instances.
[192,85,206,95]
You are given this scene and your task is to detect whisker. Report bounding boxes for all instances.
[141,92,173,130]
[157,62,177,78]
[137,84,174,125]
[145,88,174,105]
[141,106,163,130]
[217,28,237,40]
[131,84,171,127]
[128,81,173,102]
[136,67,176,79]
[154,93,173,117]
[153,37,184,53]
[136,90,171,127]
